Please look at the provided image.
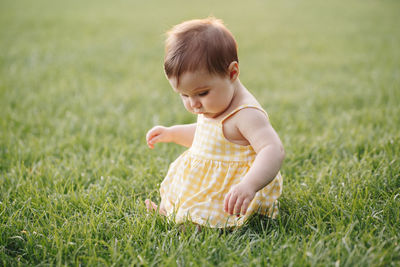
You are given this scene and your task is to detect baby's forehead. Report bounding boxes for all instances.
[170,70,220,91]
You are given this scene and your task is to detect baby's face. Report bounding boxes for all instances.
[168,70,236,119]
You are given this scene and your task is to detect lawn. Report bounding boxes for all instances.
[1,0,399,266]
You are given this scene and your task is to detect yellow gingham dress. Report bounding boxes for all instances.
[160,104,283,228]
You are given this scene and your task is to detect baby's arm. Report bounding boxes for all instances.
[146,123,196,149]
[224,109,285,215]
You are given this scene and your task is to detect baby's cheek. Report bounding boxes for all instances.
[183,102,192,112]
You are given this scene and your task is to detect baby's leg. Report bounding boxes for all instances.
[145,199,166,215]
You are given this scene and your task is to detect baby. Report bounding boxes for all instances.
[145,17,285,228]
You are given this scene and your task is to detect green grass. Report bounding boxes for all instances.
[1,0,399,265]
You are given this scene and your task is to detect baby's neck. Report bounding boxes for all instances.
[232,79,249,101]
[231,79,260,108]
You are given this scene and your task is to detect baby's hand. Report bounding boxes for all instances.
[224,182,256,216]
[146,126,172,149]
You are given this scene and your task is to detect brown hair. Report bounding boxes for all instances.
[164,17,238,85]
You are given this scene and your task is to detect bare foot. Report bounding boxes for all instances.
[145,199,166,215]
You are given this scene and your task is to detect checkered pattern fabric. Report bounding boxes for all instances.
[160,105,283,228]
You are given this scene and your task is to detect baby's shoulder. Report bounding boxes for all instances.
[224,103,269,128]
[235,106,269,125]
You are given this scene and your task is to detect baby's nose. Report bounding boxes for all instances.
[190,97,201,108]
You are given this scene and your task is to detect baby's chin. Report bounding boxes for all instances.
[189,109,218,118]
[189,109,204,115]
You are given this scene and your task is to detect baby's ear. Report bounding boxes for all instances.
[228,61,239,81]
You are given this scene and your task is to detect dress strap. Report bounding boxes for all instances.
[220,104,269,124]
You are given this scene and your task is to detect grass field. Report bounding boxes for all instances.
[1,0,399,266]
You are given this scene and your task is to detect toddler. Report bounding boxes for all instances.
[145,17,285,228]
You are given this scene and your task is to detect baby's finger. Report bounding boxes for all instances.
[233,197,244,215]
[241,199,250,215]
[146,137,155,148]
[224,193,231,213]
[149,135,160,144]
[145,129,154,141]
[147,133,162,148]
[146,130,159,142]
[227,193,238,215]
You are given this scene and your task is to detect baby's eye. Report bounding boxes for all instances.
[181,94,189,98]
[198,91,209,97]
